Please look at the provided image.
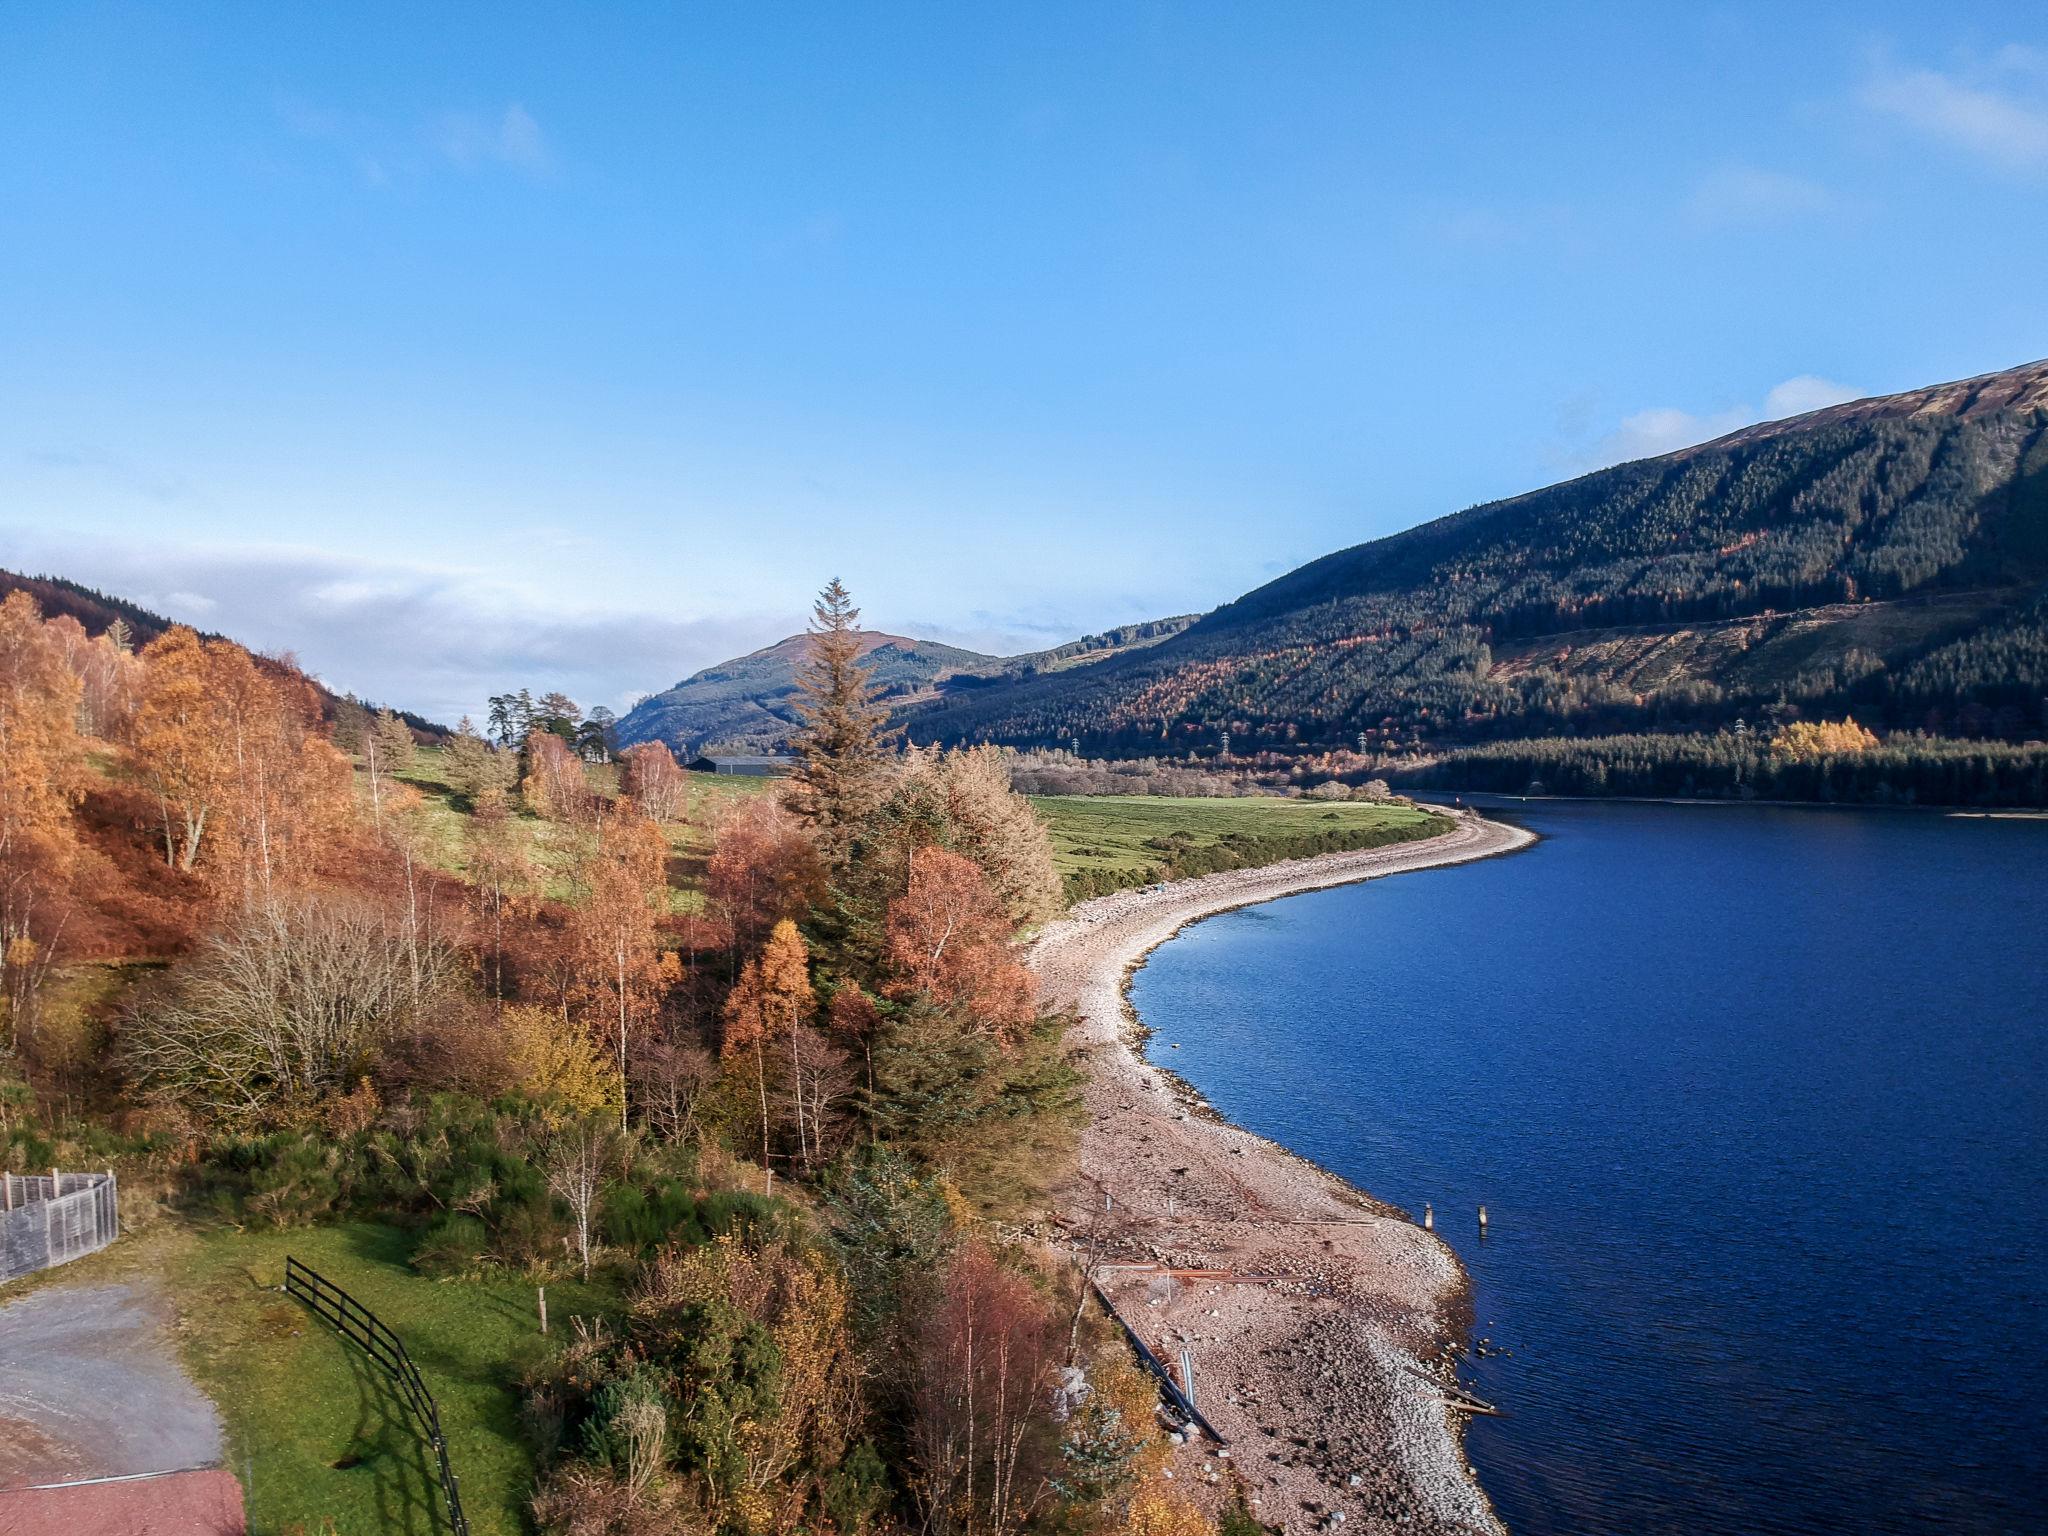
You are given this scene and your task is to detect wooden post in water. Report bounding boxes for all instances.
[1478,1205,1488,1233]
[1423,1203,1433,1231]
[538,1286,548,1336]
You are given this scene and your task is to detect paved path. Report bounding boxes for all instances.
[0,1282,224,1488]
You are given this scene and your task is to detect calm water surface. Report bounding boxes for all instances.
[1129,802,2047,1535]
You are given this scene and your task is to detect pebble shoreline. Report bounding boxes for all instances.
[1028,809,1537,1536]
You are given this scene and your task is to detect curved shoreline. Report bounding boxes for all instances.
[1029,808,1536,1536]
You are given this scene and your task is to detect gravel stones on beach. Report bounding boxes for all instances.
[1030,813,1532,1536]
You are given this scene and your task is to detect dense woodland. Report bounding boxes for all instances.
[904,397,2048,773]
[0,579,1238,1536]
[1404,724,2048,806]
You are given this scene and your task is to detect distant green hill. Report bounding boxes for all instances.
[615,617,1198,754]
[905,359,2048,758]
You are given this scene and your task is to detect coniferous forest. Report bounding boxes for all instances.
[902,367,2048,804]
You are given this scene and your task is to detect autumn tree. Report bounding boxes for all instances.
[722,917,816,1169]
[205,644,353,906]
[787,579,893,866]
[885,848,1036,1043]
[878,746,1061,928]
[43,612,138,739]
[444,716,516,804]
[133,626,226,871]
[0,593,85,1052]
[523,730,595,822]
[926,746,1061,927]
[633,1033,715,1145]
[130,629,350,899]
[828,980,882,1097]
[909,1243,1061,1536]
[502,1003,623,1125]
[706,794,824,961]
[1770,716,1881,762]
[380,782,446,1007]
[125,894,462,1120]
[619,740,688,823]
[463,789,532,1002]
[568,802,673,1129]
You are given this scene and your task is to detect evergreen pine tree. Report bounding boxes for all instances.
[788,578,893,865]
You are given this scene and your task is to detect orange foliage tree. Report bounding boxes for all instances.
[722,917,815,1168]
[131,627,351,900]
[133,626,227,872]
[619,740,688,823]
[0,593,86,1049]
[706,795,824,961]
[908,1242,1061,1536]
[204,642,353,906]
[568,801,674,1129]
[523,730,595,822]
[885,847,1036,1043]
[1769,716,1881,762]
[463,788,533,1003]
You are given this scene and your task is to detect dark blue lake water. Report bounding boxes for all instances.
[1129,802,2047,1536]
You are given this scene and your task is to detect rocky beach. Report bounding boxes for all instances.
[1029,809,1536,1536]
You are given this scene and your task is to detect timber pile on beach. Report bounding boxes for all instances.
[1029,808,1535,1536]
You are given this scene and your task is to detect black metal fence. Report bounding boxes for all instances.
[284,1255,471,1536]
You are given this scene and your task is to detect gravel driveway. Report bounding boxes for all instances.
[0,1281,224,1488]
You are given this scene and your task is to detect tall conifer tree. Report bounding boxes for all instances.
[788,578,893,866]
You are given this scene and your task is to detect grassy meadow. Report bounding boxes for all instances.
[373,746,1448,908]
[376,745,769,912]
[1031,793,1446,899]
[170,1222,621,1536]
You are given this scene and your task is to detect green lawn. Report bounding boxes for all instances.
[171,1221,619,1536]
[1031,794,1447,900]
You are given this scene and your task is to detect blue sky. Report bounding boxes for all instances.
[3,4,2046,723]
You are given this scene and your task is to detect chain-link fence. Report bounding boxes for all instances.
[1,1170,120,1283]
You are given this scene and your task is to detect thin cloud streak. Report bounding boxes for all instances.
[1563,374,1860,471]
[1861,51,2048,172]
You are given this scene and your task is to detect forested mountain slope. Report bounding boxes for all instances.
[906,359,2048,755]
[619,615,1196,753]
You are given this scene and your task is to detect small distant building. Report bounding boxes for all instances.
[690,753,797,777]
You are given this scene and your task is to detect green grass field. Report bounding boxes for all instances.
[171,1222,619,1536]
[1030,794,1446,899]
[379,748,768,912]
[372,749,1446,910]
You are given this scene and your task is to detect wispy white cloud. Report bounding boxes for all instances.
[1860,49,2048,172]
[1565,374,1861,470]
[0,529,776,725]
[278,96,557,186]
[1761,375,1860,419]
[435,104,554,177]
[1683,164,1841,230]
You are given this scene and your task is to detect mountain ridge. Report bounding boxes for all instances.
[616,615,1198,753]
[902,357,2048,755]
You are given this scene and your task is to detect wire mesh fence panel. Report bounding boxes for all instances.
[0,1171,119,1283]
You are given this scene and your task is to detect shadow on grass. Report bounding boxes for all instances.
[329,1324,449,1536]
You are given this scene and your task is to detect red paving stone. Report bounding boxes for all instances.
[0,1467,246,1536]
